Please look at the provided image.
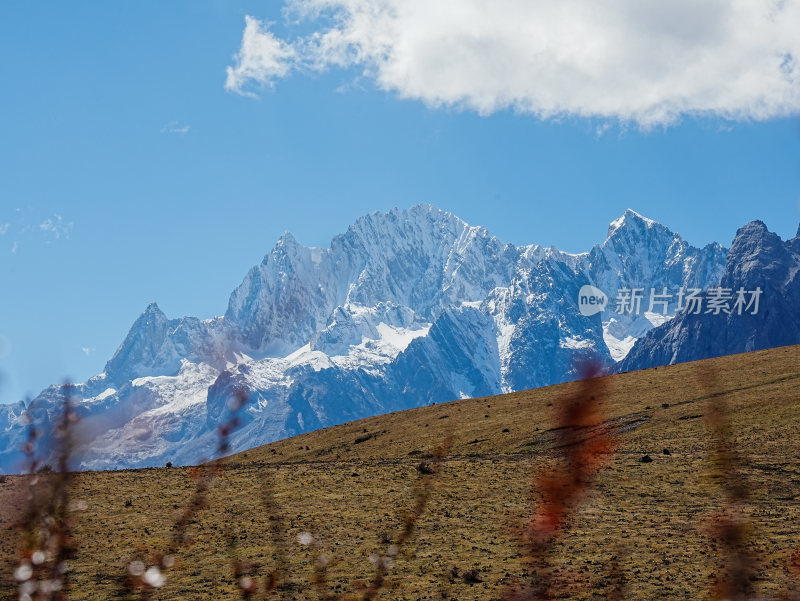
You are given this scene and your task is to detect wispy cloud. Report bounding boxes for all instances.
[81,347,95,357]
[4,211,75,253]
[161,120,191,135]
[39,214,73,241]
[225,15,296,95]
[226,1,800,127]
[595,123,612,138]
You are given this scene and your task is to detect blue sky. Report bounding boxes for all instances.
[1,1,799,404]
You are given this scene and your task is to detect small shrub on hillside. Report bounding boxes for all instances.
[463,568,483,584]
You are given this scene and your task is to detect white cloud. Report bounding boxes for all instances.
[225,16,296,95]
[81,347,95,357]
[4,212,74,253]
[227,1,800,126]
[161,121,190,135]
[39,214,73,240]
[595,123,612,138]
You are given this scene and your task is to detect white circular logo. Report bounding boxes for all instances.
[578,285,608,316]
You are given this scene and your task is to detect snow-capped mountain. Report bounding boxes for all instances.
[0,206,729,472]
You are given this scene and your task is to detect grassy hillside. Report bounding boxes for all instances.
[1,345,799,600]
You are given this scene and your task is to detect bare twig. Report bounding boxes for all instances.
[120,389,250,599]
[357,435,451,601]
[14,384,82,601]
[260,472,291,599]
[301,435,451,601]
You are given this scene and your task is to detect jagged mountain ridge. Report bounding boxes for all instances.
[0,205,729,472]
[619,220,800,371]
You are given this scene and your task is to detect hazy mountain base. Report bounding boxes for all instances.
[1,345,798,600]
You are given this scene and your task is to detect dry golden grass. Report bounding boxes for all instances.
[1,345,799,600]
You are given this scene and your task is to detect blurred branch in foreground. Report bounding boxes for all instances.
[503,359,616,601]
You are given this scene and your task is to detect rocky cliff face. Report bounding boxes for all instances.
[0,206,732,472]
[619,220,800,372]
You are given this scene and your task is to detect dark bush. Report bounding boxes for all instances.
[417,461,435,475]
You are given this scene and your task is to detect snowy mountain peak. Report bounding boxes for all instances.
[263,230,317,268]
[275,230,299,247]
[607,208,661,239]
[600,209,683,266]
[103,302,172,383]
[143,301,166,317]
[126,301,169,339]
[343,204,475,246]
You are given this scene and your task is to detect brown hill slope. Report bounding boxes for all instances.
[1,345,799,600]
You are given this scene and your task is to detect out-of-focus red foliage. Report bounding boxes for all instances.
[699,365,758,601]
[504,359,616,601]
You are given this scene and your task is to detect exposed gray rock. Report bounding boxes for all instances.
[619,220,800,371]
